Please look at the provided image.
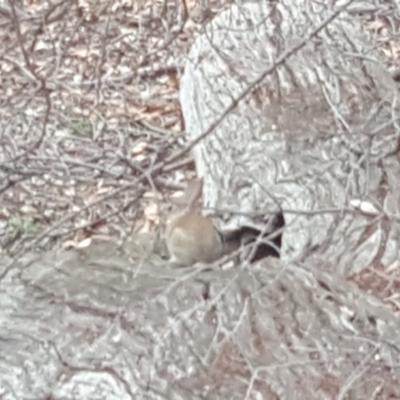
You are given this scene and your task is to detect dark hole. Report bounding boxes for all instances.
[221,211,285,262]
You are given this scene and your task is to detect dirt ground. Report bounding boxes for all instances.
[0,0,233,257]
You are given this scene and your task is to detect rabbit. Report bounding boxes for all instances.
[165,178,226,267]
[165,178,285,267]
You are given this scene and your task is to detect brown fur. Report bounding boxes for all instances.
[166,211,223,266]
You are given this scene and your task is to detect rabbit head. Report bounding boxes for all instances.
[166,178,224,267]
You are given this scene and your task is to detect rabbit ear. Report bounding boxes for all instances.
[182,177,203,208]
[169,178,204,210]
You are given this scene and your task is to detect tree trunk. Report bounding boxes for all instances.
[180,0,400,275]
[2,240,400,399]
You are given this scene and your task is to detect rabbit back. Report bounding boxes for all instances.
[166,211,223,266]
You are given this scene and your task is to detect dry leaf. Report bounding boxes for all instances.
[367,19,386,33]
[62,237,92,250]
